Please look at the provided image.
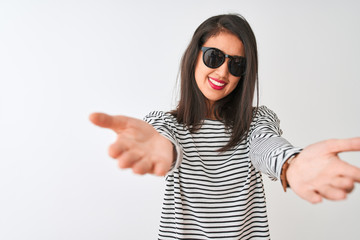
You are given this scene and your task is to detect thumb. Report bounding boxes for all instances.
[89,112,129,132]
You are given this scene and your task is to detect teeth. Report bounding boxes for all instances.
[209,78,225,87]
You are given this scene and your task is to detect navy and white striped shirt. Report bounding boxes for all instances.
[144,106,302,240]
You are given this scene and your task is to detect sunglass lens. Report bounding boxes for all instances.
[229,57,246,77]
[203,48,224,68]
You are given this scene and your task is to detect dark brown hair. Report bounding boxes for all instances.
[171,14,259,151]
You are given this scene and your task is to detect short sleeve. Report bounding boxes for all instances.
[143,111,183,174]
[248,106,302,181]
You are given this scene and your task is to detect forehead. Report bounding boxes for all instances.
[203,32,245,56]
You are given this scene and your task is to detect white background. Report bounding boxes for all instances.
[0,0,359,239]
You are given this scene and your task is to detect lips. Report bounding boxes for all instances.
[208,77,227,90]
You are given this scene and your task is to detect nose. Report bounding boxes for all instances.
[215,58,230,78]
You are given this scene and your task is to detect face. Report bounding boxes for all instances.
[195,31,245,108]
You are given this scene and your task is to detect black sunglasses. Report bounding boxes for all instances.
[201,47,246,77]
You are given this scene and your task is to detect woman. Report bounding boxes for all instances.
[89,14,360,239]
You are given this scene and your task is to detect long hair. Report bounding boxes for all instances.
[171,14,259,151]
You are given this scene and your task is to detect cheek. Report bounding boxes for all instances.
[195,65,206,83]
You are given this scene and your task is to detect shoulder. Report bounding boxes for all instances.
[249,105,283,135]
[143,110,180,129]
[144,110,176,122]
[252,105,280,123]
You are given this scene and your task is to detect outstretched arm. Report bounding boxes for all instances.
[89,112,174,176]
[286,138,360,203]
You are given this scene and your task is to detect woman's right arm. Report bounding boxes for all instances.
[89,112,174,176]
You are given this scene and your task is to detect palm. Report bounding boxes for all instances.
[89,113,174,176]
[287,138,360,203]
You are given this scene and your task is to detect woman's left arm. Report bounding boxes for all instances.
[286,137,360,203]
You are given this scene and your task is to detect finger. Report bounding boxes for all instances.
[153,164,168,176]
[330,177,354,193]
[132,159,153,175]
[335,160,360,182]
[325,137,360,154]
[302,190,323,204]
[153,161,169,176]
[318,185,347,201]
[151,155,172,176]
[108,140,127,159]
[117,150,143,169]
[89,113,129,132]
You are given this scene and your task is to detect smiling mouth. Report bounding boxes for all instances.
[208,77,227,90]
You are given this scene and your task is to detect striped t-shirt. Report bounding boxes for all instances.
[144,106,302,240]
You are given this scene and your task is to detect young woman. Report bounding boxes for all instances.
[89,14,360,239]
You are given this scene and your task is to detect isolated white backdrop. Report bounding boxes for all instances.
[0,0,359,239]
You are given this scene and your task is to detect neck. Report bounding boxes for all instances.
[206,101,217,120]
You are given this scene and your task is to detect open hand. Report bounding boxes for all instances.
[286,138,360,203]
[89,113,174,176]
